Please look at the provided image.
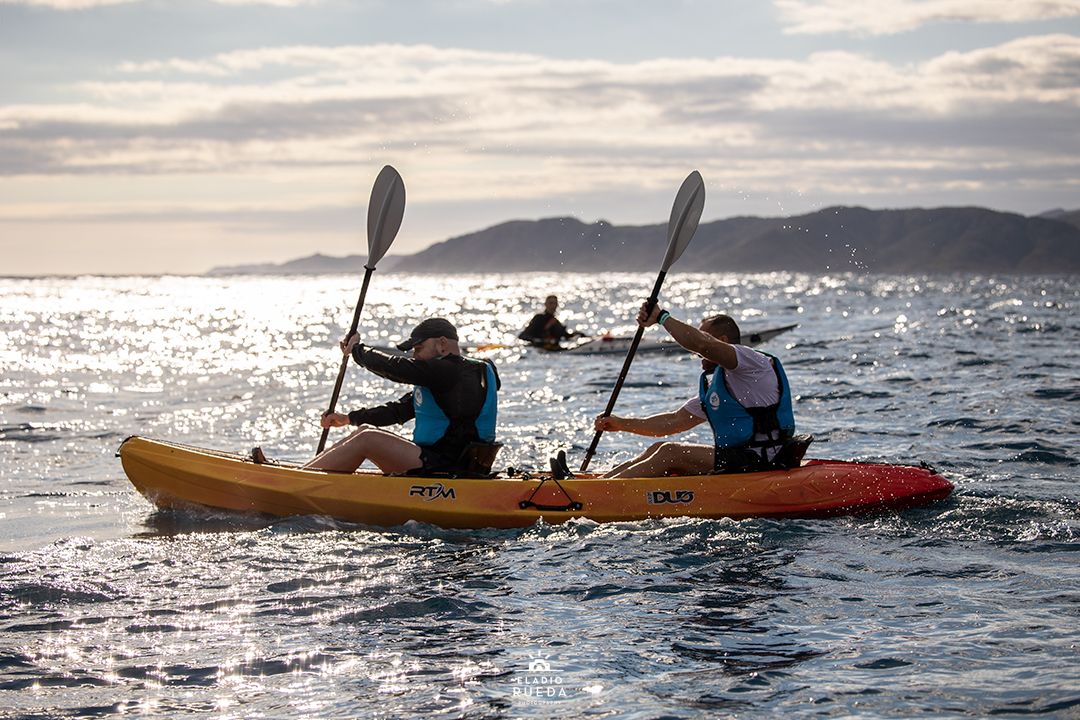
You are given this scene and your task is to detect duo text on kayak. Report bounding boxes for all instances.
[646,490,694,505]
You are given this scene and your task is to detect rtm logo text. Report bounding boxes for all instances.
[410,483,456,501]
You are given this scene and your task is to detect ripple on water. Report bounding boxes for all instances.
[2,582,115,605]
[956,357,998,367]
[962,439,1075,465]
[4,620,75,634]
[927,416,983,429]
[338,597,494,624]
[799,389,894,401]
[1031,388,1080,402]
[0,423,62,442]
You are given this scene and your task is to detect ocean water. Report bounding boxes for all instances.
[1,272,1077,719]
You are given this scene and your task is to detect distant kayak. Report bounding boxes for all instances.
[374,323,798,356]
[118,435,952,529]
[553,323,798,355]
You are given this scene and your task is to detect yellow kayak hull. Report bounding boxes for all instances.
[118,436,954,529]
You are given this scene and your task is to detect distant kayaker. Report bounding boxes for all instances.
[593,303,800,478]
[303,317,501,476]
[518,295,579,347]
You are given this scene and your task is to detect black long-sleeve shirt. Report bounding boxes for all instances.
[345,346,461,427]
[346,346,501,460]
[519,312,572,344]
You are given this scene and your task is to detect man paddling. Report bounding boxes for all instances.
[593,303,800,478]
[303,318,501,476]
[518,295,580,348]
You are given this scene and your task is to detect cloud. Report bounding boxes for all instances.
[213,0,316,5]
[775,0,1080,36]
[1,36,1078,225]
[0,0,135,7]
[0,0,313,8]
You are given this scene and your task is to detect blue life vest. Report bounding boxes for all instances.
[698,351,795,455]
[412,358,498,448]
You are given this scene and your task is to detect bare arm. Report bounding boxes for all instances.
[638,304,738,370]
[595,407,704,437]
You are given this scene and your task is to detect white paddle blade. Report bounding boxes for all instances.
[661,170,705,271]
[366,165,406,267]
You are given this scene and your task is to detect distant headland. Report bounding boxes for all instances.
[207,206,1080,275]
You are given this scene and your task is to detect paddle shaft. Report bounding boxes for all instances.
[316,266,375,455]
[579,271,666,472]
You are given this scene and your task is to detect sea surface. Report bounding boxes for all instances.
[1,272,1077,719]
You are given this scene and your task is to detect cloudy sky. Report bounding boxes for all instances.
[2,0,1079,274]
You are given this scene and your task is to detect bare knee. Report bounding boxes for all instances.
[654,442,686,460]
[662,443,714,475]
[346,425,381,447]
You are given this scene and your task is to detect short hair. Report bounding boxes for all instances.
[545,295,558,303]
[703,314,741,344]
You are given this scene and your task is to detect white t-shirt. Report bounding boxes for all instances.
[681,344,780,419]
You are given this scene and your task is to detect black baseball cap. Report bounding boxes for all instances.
[396,318,459,351]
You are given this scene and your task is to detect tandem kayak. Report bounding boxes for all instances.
[118,436,953,529]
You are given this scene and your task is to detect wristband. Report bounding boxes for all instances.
[656,310,671,327]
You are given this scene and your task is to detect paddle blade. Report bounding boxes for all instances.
[366,165,406,267]
[660,170,705,271]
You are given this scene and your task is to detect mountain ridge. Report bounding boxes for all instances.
[207,205,1080,275]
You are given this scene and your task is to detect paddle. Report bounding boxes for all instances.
[316,165,406,455]
[579,170,705,472]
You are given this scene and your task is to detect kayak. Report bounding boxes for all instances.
[375,324,798,357]
[557,323,798,355]
[118,436,953,529]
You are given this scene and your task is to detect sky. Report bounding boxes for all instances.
[1,0,1079,275]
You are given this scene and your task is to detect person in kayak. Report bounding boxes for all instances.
[593,303,799,478]
[303,317,501,476]
[518,295,580,348]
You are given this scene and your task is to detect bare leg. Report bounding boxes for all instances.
[302,425,423,474]
[605,442,714,478]
[604,441,665,477]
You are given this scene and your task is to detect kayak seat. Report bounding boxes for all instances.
[459,441,503,477]
[773,433,813,469]
[399,441,504,479]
